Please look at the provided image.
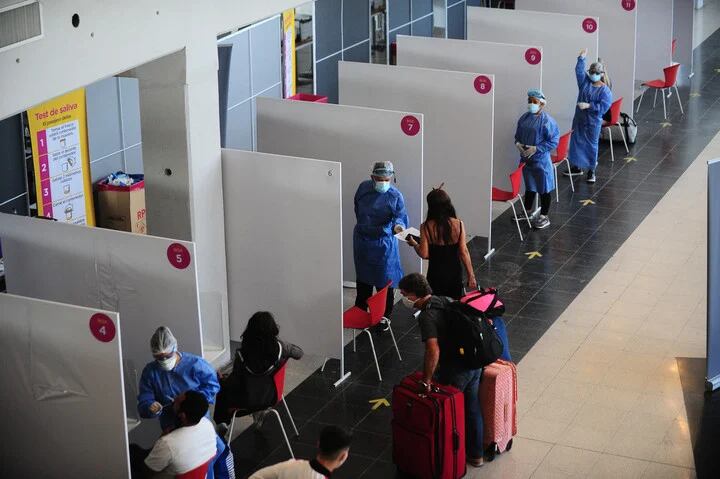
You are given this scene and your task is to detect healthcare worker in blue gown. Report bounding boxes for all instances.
[353,161,408,324]
[514,89,560,230]
[566,48,613,184]
[137,326,220,433]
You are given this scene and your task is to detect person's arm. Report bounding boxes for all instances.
[195,359,221,405]
[515,118,527,156]
[137,366,160,419]
[423,338,440,389]
[575,52,587,88]
[143,438,172,474]
[410,222,430,259]
[535,117,560,156]
[458,221,476,290]
[281,340,304,361]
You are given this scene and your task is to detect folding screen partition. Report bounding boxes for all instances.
[467,7,598,134]
[708,158,720,391]
[339,61,496,254]
[635,0,673,87]
[255,97,424,284]
[386,0,434,50]
[673,0,695,78]
[0,294,129,478]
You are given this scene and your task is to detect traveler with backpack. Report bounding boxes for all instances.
[399,273,503,469]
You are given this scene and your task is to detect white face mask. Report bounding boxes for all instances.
[157,353,178,371]
[401,296,417,309]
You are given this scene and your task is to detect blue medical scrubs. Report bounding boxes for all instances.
[569,56,613,171]
[353,180,409,288]
[137,352,220,431]
[515,110,560,194]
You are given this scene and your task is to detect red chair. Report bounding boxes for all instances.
[492,163,531,241]
[602,98,629,163]
[176,458,213,479]
[343,282,402,381]
[551,130,574,201]
[226,360,299,458]
[636,63,684,119]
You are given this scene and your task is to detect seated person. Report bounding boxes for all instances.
[248,425,352,478]
[130,391,217,478]
[214,312,303,425]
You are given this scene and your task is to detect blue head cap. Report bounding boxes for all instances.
[372,161,394,177]
[527,88,547,104]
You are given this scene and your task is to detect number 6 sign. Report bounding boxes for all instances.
[89,313,116,342]
[525,48,541,65]
[167,243,191,269]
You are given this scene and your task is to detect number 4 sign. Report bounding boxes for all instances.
[167,243,191,269]
[89,313,116,342]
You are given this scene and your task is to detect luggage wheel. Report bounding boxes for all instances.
[506,438,513,451]
[485,443,497,462]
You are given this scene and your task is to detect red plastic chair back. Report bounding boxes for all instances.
[509,163,525,197]
[366,282,391,326]
[552,131,572,164]
[663,64,681,88]
[272,360,289,404]
[607,98,623,125]
[176,459,213,479]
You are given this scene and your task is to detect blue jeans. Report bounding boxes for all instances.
[438,366,483,460]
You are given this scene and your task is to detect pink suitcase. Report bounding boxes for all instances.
[479,359,517,460]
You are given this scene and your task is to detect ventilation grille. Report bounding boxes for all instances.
[0,1,42,50]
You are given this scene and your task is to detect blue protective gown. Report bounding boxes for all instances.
[515,111,560,194]
[353,180,409,288]
[137,352,220,431]
[569,56,613,171]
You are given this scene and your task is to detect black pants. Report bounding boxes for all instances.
[355,281,395,318]
[524,191,552,216]
[129,444,152,479]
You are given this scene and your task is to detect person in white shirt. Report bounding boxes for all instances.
[249,426,352,479]
[130,390,218,478]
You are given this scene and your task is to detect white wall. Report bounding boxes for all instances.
[636,0,674,83]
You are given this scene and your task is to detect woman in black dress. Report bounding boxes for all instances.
[407,188,476,299]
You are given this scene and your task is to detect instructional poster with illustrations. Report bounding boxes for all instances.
[27,88,95,226]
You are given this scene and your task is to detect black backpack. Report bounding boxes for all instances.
[437,301,504,369]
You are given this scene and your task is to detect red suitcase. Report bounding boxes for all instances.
[479,360,517,460]
[392,372,466,479]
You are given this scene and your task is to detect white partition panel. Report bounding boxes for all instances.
[673,0,694,77]
[397,36,541,189]
[256,97,424,284]
[0,294,129,478]
[467,7,598,134]
[339,62,495,251]
[222,149,342,360]
[0,214,203,421]
[516,0,637,117]
[636,0,673,84]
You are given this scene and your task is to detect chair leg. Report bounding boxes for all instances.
[364,329,382,381]
[226,412,237,443]
[508,202,524,241]
[564,159,575,192]
[636,89,645,113]
[268,408,295,459]
[661,88,667,119]
[518,195,532,227]
[674,85,685,115]
[280,395,299,436]
[386,319,403,361]
[554,165,559,202]
[653,89,658,108]
[607,127,614,162]
[618,125,629,153]
[352,329,356,352]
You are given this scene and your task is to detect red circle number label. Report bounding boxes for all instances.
[474,75,492,94]
[401,115,420,136]
[89,313,116,343]
[167,243,191,269]
[525,48,542,65]
[582,18,597,33]
[621,0,636,11]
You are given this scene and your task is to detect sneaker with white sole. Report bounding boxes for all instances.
[532,215,550,229]
[586,170,596,183]
[563,166,583,177]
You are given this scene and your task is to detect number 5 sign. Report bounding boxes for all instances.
[167,243,191,269]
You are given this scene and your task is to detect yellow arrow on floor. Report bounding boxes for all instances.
[369,398,390,410]
[624,156,637,163]
[715,68,720,74]
[661,121,672,128]
[580,199,596,206]
[524,251,543,260]
[690,92,701,98]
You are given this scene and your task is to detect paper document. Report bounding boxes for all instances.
[395,227,421,242]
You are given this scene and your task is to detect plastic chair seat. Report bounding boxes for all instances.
[642,79,666,88]
[491,187,514,202]
[176,459,213,479]
[343,306,374,329]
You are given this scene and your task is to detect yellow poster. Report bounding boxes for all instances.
[27,88,95,226]
[282,9,297,97]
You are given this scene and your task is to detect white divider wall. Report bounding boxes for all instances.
[635,0,673,84]
[397,36,541,190]
[222,150,342,363]
[467,8,598,134]
[673,0,695,77]
[0,214,203,421]
[256,97,424,284]
[339,62,495,250]
[0,294,129,478]
[516,0,637,117]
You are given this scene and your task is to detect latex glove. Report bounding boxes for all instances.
[579,48,588,58]
[522,145,537,158]
[577,102,591,110]
[393,224,405,234]
[149,402,162,414]
[515,141,525,154]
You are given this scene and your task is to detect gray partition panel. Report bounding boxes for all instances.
[389,25,411,45]
[0,195,28,215]
[344,41,371,63]
[222,150,343,358]
[256,97,424,283]
[344,0,371,47]
[708,159,720,391]
[219,30,251,107]
[218,44,233,148]
[250,18,282,95]
[412,15,433,37]
[340,62,494,249]
[317,53,342,103]
[413,0,433,19]
[226,100,254,151]
[447,1,466,39]
[635,0,673,83]
[674,0,695,77]
[124,145,143,174]
[0,115,27,205]
[389,0,412,29]
[86,77,123,161]
[0,214,203,421]
[0,294,129,478]
[119,78,143,147]
[316,0,343,59]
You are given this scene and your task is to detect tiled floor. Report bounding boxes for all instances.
[229,21,720,479]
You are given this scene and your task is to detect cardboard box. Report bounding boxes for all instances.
[96,175,146,234]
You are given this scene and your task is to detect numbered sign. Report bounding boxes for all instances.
[621,0,636,11]
[474,75,493,94]
[582,18,597,33]
[167,243,191,269]
[89,313,116,342]
[401,115,421,136]
[525,48,542,65]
